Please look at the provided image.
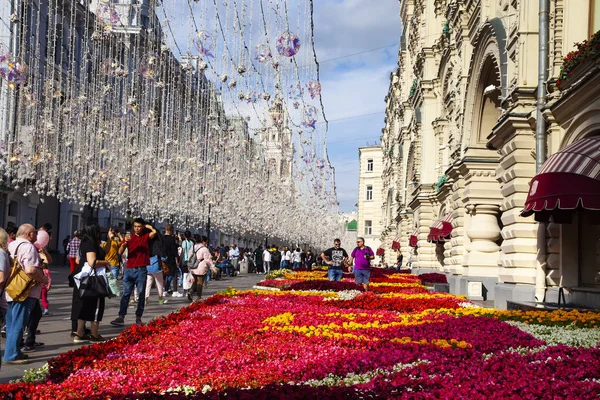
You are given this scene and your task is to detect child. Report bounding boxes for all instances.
[41,264,52,315]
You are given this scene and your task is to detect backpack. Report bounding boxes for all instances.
[187,246,203,270]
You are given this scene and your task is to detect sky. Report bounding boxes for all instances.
[156,0,401,214]
[313,0,401,212]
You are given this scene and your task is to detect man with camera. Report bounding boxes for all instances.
[346,237,375,291]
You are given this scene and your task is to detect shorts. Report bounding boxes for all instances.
[354,269,370,285]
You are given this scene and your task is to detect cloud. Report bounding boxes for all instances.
[314,0,401,60]
[313,0,400,212]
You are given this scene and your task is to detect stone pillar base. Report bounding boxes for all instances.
[493,283,536,310]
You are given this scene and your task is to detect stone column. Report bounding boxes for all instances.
[409,189,440,271]
[489,115,539,308]
[464,203,501,277]
[445,165,467,275]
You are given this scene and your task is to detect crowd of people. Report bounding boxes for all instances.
[0,219,384,365]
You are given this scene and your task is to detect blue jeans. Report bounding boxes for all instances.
[4,298,36,361]
[281,260,290,269]
[178,265,184,286]
[110,265,120,280]
[118,267,147,318]
[164,275,174,292]
[292,262,301,270]
[328,269,343,281]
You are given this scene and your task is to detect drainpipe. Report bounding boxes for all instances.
[535,0,549,303]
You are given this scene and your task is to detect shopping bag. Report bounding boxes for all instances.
[182,273,194,290]
[107,273,121,297]
[76,262,109,299]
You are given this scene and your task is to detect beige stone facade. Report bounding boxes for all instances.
[357,146,385,259]
[381,0,600,308]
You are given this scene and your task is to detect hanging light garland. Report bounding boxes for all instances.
[0,0,341,248]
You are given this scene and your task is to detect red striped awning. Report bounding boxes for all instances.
[521,136,600,223]
[427,214,453,242]
[409,229,418,247]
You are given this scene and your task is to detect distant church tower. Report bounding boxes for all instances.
[263,96,293,186]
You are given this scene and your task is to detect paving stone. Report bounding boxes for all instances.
[0,258,265,382]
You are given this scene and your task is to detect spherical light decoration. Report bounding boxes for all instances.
[276,31,301,57]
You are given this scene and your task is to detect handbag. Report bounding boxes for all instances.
[78,261,110,299]
[182,272,194,290]
[6,243,37,302]
[161,259,169,275]
[106,273,121,297]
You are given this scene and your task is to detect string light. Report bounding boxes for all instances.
[0,0,341,248]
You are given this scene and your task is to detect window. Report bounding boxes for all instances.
[364,220,372,235]
[367,158,374,172]
[71,214,80,234]
[8,201,18,217]
[592,0,600,35]
[366,185,373,201]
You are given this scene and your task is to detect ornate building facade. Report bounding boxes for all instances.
[381,0,600,308]
[357,145,384,257]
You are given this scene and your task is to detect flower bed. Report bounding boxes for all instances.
[417,272,448,285]
[2,270,600,399]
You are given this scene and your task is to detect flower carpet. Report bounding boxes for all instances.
[2,270,600,399]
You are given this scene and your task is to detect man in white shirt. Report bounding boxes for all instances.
[281,247,292,269]
[229,244,240,275]
[262,247,272,274]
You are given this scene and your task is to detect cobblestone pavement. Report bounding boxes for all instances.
[0,257,265,382]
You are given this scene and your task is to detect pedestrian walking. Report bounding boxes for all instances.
[281,247,291,269]
[145,232,168,305]
[6,226,17,243]
[271,246,281,271]
[228,244,240,275]
[262,246,272,274]
[177,231,194,294]
[292,248,302,270]
[62,235,70,266]
[346,237,375,291]
[321,238,348,282]
[188,235,214,301]
[40,264,51,315]
[254,246,264,274]
[103,227,122,280]
[304,249,315,270]
[67,232,81,274]
[5,224,49,364]
[162,224,179,295]
[71,224,111,342]
[111,218,157,327]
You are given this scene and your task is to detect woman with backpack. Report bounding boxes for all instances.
[187,235,214,302]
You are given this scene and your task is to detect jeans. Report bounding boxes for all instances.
[281,260,290,269]
[223,262,233,276]
[292,262,301,270]
[110,265,120,280]
[178,265,184,286]
[4,298,36,361]
[25,300,42,346]
[165,275,174,292]
[328,269,343,282]
[118,267,148,318]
